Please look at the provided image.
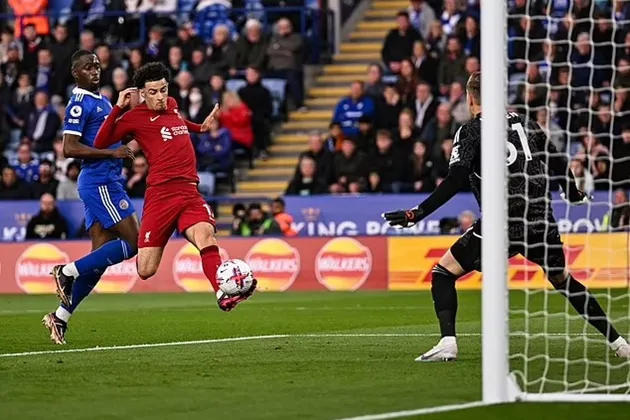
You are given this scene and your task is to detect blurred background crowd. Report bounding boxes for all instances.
[1,0,630,239]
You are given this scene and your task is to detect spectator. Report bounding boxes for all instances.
[11,143,39,182]
[167,45,188,79]
[330,138,369,194]
[457,210,476,232]
[207,74,226,106]
[405,140,434,192]
[126,48,145,82]
[145,26,169,63]
[431,138,453,186]
[31,48,61,97]
[190,49,214,85]
[10,0,49,37]
[408,0,436,39]
[95,44,118,89]
[437,36,467,97]
[364,63,385,99]
[440,0,463,35]
[126,155,148,198]
[271,197,297,236]
[332,81,375,138]
[232,203,282,237]
[79,30,96,52]
[375,86,403,130]
[422,102,459,157]
[355,115,375,152]
[48,24,76,90]
[218,91,254,150]
[25,193,68,240]
[570,158,594,195]
[447,81,469,124]
[238,67,273,157]
[185,86,212,124]
[615,57,630,89]
[612,126,630,190]
[426,20,447,59]
[31,160,59,198]
[195,118,233,173]
[21,24,44,70]
[0,28,21,63]
[602,189,630,231]
[396,58,419,106]
[413,81,438,132]
[286,155,328,196]
[56,160,80,200]
[231,203,247,233]
[0,166,32,199]
[174,23,203,62]
[511,16,545,72]
[411,41,438,87]
[24,90,61,153]
[576,132,609,175]
[267,18,305,110]
[49,136,72,181]
[369,129,406,193]
[172,71,194,109]
[464,56,480,78]
[1,42,22,88]
[324,122,344,153]
[296,132,333,185]
[208,24,236,77]
[232,19,268,73]
[459,15,480,58]
[394,108,422,156]
[592,153,612,191]
[381,11,422,74]
[536,108,565,152]
[111,67,130,104]
[10,73,34,134]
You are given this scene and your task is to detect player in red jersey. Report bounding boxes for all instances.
[93,62,256,311]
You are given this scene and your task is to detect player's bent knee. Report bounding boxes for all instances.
[548,269,569,289]
[137,263,158,280]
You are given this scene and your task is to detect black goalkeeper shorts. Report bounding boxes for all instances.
[450,219,566,277]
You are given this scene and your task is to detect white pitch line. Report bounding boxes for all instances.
[0,332,604,358]
[334,401,490,420]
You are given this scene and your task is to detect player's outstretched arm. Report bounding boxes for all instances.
[186,104,220,133]
[63,133,132,160]
[382,166,470,227]
[94,88,137,149]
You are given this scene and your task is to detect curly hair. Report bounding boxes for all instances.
[132,62,170,89]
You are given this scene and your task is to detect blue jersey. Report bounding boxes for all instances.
[63,87,122,189]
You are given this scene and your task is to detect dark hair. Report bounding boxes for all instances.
[133,62,170,89]
[248,203,262,212]
[233,203,246,216]
[377,129,392,139]
[273,197,285,207]
[329,122,341,129]
[67,160,81,173]
[71,50,95,69]
[396,10,409,19]
[466,71,481,105]
[39,159,53,168]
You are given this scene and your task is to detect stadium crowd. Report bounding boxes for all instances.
[0,0,308,204]
[287,0,630,200]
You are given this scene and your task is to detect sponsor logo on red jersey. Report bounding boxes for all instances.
[245,239,300,291]
[16,243,69,294]
[315,238,372,291]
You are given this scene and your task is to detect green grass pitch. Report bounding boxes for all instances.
[1,291,629,419]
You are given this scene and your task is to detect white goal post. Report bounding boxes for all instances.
[481,1,630,404]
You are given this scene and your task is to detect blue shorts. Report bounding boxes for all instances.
[79,182,136,231]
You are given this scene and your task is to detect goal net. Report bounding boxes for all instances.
[500,0,630,401]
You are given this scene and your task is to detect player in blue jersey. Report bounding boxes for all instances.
[42,50,140,344]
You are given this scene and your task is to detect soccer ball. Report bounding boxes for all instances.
[216,259,255,296]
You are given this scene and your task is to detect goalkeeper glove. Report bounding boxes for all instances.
[561,188,591,205]
[382,207,423,228]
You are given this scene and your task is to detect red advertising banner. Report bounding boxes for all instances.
[0,237,389,294]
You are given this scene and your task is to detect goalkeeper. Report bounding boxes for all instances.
[383,71,630,362]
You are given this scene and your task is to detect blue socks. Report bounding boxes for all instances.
[63,239,136,277]
[56,272,102,322]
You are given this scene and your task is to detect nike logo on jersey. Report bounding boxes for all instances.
[150,116,160,122]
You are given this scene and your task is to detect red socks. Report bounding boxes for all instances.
[200,245,221,293]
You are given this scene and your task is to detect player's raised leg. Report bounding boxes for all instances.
[43,223,116,344]
[179,196,256,311]
[526,230,630,358]
[52,183,139,306]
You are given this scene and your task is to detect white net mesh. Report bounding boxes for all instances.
[506,0,630,396]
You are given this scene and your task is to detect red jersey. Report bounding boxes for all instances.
[94,97,202,187]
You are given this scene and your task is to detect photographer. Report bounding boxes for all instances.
[232,203,282,237]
